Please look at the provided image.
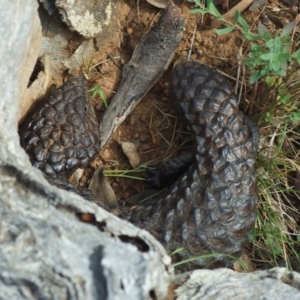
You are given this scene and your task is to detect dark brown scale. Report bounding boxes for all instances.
[19,76,101,179]
[116,61,259,271]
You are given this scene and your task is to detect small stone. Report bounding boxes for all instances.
[101,148,112,160]
[74,168,84,183]
[118,141,140,168]
[99,62,110,75]
[133,133,139,139]
[126,27,133,35]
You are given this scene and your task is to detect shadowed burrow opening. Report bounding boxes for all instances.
[118,235,150,252]
[28,58,44,87]
[149,289,157,300]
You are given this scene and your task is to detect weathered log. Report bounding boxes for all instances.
[0,1,172,299]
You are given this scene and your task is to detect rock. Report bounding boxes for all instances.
[18,25,42,120]
[174,268,300,300]
[55,0,121,39]
[63,39,95,75]
[119,140,141,169]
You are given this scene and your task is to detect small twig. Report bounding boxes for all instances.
[235,48,242,95]
[149,10,162,28]
[137,0,140,23]
[217,68,243,85]
[141,145,170,155]
[187,16,199,61]
[269,122,281,148]
[153,104,175,119]
[90,56,121,70]
[200,53,230,62]
[155,129,172,146]
[164,118,178,160]
[149,112,157,144]
[238,64,245,106]
[107,55,122,69]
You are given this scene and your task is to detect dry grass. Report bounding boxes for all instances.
[247,71,300,271]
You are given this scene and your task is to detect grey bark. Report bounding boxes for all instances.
[0,1,172,299]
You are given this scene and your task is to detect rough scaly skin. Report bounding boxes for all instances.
[19,62,259,271]
[118,61,259,271]
[19,77,100,180]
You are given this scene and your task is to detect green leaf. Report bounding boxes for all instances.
[170,247,185,255]
[278,52,292,61]
[99,89,107,105]
[251,44,264,52]
[281,21,297,37]
[273,248,283,255]
[291,111,300,124]
[265,112,272,123]
[207,0,223,19]
[234,10,240,24]
[271,61,281,72]
[273,36,281,55]
[242,31,260,41]
[291,49,300,64]
[190,8,208,14]
[265,76,276,87]
[215,26,235,35]
[187,0,202,4]
[260,53,275,61]
[279,93,291,105]
[274,69,287,77]
[249,69,267,84]
[237,15,249,30]
[89,86,108,108]
[265,76,275,87]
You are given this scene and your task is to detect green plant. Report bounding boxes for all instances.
[188,0,300,84]
[89,85,108,108]
[253,140,300,270]
[253,70,300,126]
[103,165,149,180]
[81,55,94,79]
[172,252,251,271]
[245,23,300,83]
